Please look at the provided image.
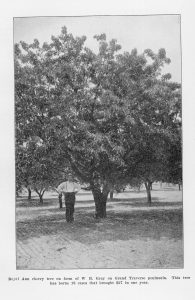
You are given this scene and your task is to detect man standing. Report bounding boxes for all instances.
[57,174,81,222]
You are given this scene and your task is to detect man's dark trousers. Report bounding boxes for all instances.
[64,192,75,222]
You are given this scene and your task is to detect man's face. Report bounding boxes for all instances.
[67,175,73,182]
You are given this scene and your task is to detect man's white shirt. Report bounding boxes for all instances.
[57,181,81,193]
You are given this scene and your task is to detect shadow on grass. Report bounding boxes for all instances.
[16,199,183,245]
[113,199,182,208]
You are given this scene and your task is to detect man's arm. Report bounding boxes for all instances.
[57,182,66,193]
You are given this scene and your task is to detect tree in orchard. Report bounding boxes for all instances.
[58,33,127,217]
[15,28,127,217]
[15,34,71,201]
[16,136,59,203]
[114,48,182,204]
[85,42,181,204]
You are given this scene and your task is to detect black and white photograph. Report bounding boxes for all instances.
[14,15,183,270]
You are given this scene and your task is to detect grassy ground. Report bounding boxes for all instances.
[16,184,183,269]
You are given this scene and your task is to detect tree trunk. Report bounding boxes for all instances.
[39,194,43,204]
[110,190,114,201]
[137,185,141,192]
[35,188,45,204]
[59,193,63,208]
[178,183,181,190]
[28,187,31,200]
[144,182,152,205]
[91,179,110,218]
[92,187,109,219]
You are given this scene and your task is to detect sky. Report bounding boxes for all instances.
[14,15,181,82]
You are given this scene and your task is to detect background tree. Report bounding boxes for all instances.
[112,48,182,204]
[15,35,70,201]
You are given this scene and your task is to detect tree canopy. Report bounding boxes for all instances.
[15,26,182,215]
